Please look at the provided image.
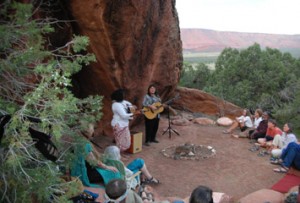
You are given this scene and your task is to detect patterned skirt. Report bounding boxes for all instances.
[113,124,131,152]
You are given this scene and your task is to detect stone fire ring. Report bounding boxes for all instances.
[161,143,216,160]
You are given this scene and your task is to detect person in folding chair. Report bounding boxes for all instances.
[103,145,160,190]
[71,141,121,187]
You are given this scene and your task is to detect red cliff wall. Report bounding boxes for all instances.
[68,0,182,136]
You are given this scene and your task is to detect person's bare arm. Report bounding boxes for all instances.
[86,152,118,172]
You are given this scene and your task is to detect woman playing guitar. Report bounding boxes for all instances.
[142,84,161,146]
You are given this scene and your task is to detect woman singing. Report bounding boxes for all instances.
[142,84,161,146]
[111,89,135,152]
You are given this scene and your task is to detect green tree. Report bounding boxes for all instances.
[0,2,101,202]
[204,44,296,109]
[201,43,300,131]
[179,62,211,89]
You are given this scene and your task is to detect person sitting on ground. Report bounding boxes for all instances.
[232,108,263,138]
[223,109,253,134]
[104,145,160,189]
[249,111,270,140]
[273,142,300,173]
[270,123,298,163]
[256,119,282,148]
[104,178,143,203]
[189,185,213,203]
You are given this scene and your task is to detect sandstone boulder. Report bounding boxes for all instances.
[171,118,191,126]
[238,189,284,203]
[216,117,233,126]
[172,87,242,120]
[193,117,215,125]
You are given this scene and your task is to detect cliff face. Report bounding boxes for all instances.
[30,0,241,137]
[67,0,182,135]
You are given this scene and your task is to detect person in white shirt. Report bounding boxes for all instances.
[223,109,253,134]
[111,89,136,152]
[232,109,262,138]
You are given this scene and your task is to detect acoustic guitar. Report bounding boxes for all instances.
[142,94,180,119]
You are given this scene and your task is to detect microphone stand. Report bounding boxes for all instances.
[162,104,180,138]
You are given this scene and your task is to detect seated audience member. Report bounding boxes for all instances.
[232,108,263,138]
[104,179,143,203]
[223,109,253,134]
[104,145,159,189]
[249,111,269,140]
[71,142,121,187]
[271,123,298,162]
[190,185,213,203]
[256,119,282,147]
[273,142,300,173]
[71,124,121,187]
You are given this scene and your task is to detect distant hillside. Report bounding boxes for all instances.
[181,28,300,57]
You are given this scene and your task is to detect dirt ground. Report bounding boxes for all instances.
[96,114,285,202]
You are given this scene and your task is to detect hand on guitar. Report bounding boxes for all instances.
[133,109,142,115]
[149,104,158,111]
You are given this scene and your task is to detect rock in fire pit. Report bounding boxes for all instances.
[161,142,216,160]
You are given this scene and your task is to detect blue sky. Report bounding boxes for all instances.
[176,0,300,35]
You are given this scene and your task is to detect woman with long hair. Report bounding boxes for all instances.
[142,84,161,146]
[270,123,298,162]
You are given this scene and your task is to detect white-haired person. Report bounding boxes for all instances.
[104,179,143,203]
[104,145,159,189]
[270,123,298,164]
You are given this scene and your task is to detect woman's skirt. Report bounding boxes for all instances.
[113,124,131,152]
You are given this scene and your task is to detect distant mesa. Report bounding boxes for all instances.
[181,28,300,54]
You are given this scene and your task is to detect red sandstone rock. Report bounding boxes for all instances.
[216,117,233,126]
[68,0,182,136]
[193,117,215,125]
[29,1,242,138]
[172,87,242,120]
[171,117,191,126]
[238,189,284,203]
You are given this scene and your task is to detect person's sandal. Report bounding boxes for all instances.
[249,145,259,152]
[143,177,160,185]
[270,158,282,165]
[273,167,289,173]
[257,150,269,157]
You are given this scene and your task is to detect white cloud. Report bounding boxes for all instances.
[176,0,300,35]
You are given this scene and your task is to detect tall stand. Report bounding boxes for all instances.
[162,104,180,138]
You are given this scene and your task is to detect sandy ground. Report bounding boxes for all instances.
[96,114,284,202]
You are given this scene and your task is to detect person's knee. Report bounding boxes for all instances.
[135,158,145,168]
[289,142,298,148]
[272,149,282,158]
